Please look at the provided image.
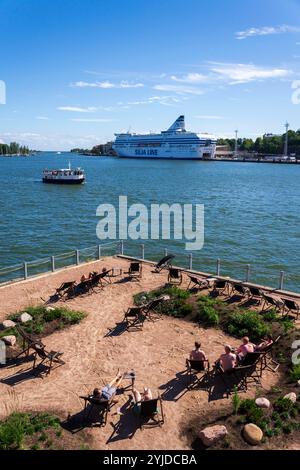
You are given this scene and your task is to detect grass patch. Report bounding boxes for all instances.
[134,287,192,318]
[223,310,270,343]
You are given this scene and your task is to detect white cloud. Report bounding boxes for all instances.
[194,115,224,120]
[171,73,207,83]
[208,62,291,84]
[153,84,204,95]
[71,80,144,89]
[71,118,115,122]
[236,24,300,40]
[35,116,49,120]
[57,106,98,113]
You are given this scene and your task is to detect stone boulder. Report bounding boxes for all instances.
[1,320,16,330]
[2,335,17,346]
[20,312,33,323]
[45,306,55,312]
[243,423,263,445]
[284,392,297,404]
[199,425,228,447]
[255,397,271,409]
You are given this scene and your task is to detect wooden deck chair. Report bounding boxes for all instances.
[123,307,145,330]
[15,324,45,358]
[138,395,165,429]
[186,359,210,389]
[55,281,76,299]
[142,296,169,321]
[154,254,175,273]
[187,275,208,291]
[247,286,264,304]
[32,344,65,375]
[75,279,92,297]
[261,294,284,313]
[281,298,300,320]
[211,279,229,296]
[260,336,281,373]
[80,395,115,427]
[229,282,249,299]
[168,268,182,286]
[127,262,142,280]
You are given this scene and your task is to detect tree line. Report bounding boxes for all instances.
[0,142,30,155]
[217,129,300,155]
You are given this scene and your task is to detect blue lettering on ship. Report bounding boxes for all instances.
[135,149,158,156]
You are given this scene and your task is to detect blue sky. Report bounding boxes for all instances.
[1,0,300,150]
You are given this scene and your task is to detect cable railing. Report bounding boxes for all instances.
[0,239,299,294]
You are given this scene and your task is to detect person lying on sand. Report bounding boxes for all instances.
[186,341,207,367]
[215,345,236,372]
[93,371,124,401]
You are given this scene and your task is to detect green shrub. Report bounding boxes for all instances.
[239,399,265,427]
[273,397,294,413]
[262,309,279,322]
[289,364,300,383]
[224,310,269,342]
[232,386,242,415]
[197,305,219,325]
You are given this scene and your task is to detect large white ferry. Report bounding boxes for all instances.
[113,115,217,160]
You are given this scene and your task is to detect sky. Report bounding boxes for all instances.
[0,0,300,150]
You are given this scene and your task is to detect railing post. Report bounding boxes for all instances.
[245,264,250,282]
[216,258,221,276]
[98,245,101,260]
[141,244,145,260]
[164,248,168,257]
[188,253,193,270]
[76,250,80,265]
[51,256,55,272]
[279,271,284,290]
[120,240,124,255]
[23,262,28,280]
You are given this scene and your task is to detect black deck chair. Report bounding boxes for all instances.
[154,254,175,273]
[168,268,182,286]
[281,298,300,320]
[75,279,92,296]
[80,395,115,427]
[259,335,281,373]
[187,275,208,291]
[211,279,228,296]
[15,324,45,358]
[186,359,210,389]
[247,286,264,304]
[127,262,142,280]
[261,294,284,313]
[32,343,65,375]
[138,395,165,429]
[229,282,249,299]
[142,296,169,321]
[123,307,145,330]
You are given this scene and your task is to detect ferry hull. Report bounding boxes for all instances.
[114,147,215,160]
[42,178,85,184]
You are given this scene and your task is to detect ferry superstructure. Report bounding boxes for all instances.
[113,115,217,160]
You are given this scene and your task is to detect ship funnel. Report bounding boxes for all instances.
[167,115,186,132]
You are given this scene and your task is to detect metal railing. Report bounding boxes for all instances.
[0,239,299,293]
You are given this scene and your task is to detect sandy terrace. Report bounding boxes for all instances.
[0,257,281,450]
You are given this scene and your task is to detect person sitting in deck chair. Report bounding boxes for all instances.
[81,274,88,282]
[236,337,256,362]
[255,335,273,352]
[215,345,237,372]
[93,371,124,402]
[89,271,97,279]
[186,341,207,367]
[132,387,153,413]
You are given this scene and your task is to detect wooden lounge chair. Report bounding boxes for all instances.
[261,294,284,313]
[186,359,210,389]
[55,281,76,299]
[123,307,145,330]
[127,262,142,280]
[138,395,165,429]
[247,286,264,304]
[89,270,111,292]
[15,324,45,358]
[187,275,208,291]
[281,298,300,320]
[154,254,175,273]
[80,395,116,427]
[211,279,229,296]
[75,279,92,297]
[259,335,281,373]
[229,282,249,299]
[168,268,182,286]
[142,296,169,321]
[32,344,65,375]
